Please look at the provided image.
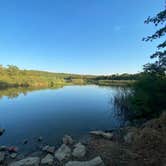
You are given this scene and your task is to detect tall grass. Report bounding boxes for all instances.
[113,87,133,120]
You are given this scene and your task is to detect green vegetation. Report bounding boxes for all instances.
[0,65,139,89]
[87,73,140,86]
[115,7,166,119]
[94,80,135,86]
[0,65,95,88]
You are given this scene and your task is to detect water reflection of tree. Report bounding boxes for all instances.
[0,85,64,99]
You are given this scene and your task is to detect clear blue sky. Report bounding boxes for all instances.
[0,0,164,75]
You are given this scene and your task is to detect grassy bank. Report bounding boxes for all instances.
[96,80,135,86]
[0,65,138,89]
[0,65,94,89]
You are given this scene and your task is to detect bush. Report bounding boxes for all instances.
[114,74,166,120]
[130,74,166,118]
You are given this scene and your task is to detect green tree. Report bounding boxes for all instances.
[7,65,19,75]
[143,7,166,75]
[131,4,166,118]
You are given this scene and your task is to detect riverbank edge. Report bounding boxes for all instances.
[0,79,135,90]
[0,111,165,166]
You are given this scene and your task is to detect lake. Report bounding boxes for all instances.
[0,85,124,153]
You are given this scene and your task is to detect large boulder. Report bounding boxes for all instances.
[42,145,55,154]
[9,157,40,166]
[90,131,113,140]
[54,144,71,161]
[65,156,105,166]
[63,135,74,145]
[72,143,86,158]
[41,154,54,165]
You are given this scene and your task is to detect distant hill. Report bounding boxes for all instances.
[0,65,139,88]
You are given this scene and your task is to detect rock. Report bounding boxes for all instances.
[9,157,40,166]
[7,146,18,153]
[54,144,71,161]
[17,154,25,160]
[0,152,5,163]
[0,128,5,136]
[10,153,17,159]
[42,145,55,154]
[65,156,105,166]
[41,154,54,165]
[0,146,7,151]
[72,143,86,158]
[38,136,43,142]
[63,135,74,145]
[30,151,42,157]
[124,127,138,144]
[124,131,135,144]
[90,131,113,140]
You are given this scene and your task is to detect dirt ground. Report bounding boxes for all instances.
[87,112,166,166]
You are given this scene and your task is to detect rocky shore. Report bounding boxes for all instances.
[0,112,166,166]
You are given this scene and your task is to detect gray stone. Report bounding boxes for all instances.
[72,143,86,158]
[17,154,25,160]
[41,154,54,165]
[90,131,113,139]
[0,146,7,151]
[54,144,71,161]
[63,135,74,145]
[9,157,40,166]
[124,127,138,144]
[65,156,105,166]
[10,153,17,159]
[42,145,55,154]
[0,152,5,163]
[124,132,134,143]
[30,151,42,157]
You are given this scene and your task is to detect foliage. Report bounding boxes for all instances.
[130,5,166,118]
[93,73,141,81]
[0,65,73,88]
[131,74,166,118]
[114,5,166,119]
[143,7,166,75]
[0,65,139,89]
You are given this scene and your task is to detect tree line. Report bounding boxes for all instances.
[0,65,141,89]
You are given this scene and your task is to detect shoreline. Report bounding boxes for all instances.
[0,112,165,166]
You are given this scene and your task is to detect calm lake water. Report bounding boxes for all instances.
[0,85,124,153]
